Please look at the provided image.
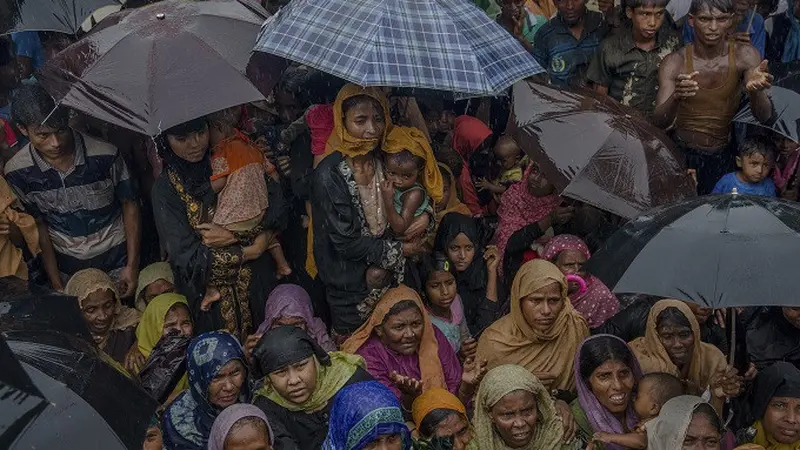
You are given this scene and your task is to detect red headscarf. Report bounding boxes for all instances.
[451,116,492,216]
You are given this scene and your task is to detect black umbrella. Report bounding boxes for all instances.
[0,277,92,340]
[0,0,123,35]
[585,192,800,309]
[2,330,158,449]
[734,61,800,142]
[0,336,48,448]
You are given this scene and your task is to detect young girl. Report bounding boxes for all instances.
[421,252,476,359]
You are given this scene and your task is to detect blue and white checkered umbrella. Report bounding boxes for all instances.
[252,0,544,96]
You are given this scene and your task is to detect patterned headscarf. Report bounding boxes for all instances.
[161,331,249,449]
[323,381,411,450]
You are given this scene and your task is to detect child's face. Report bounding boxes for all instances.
[633,381,659,420]
[385,157,421,190]
[425,270,457,310]
[737,152,772,184]
[494,140,522,171]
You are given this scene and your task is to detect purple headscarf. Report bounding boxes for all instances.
[574,334,643,450]
[208,404,273,450]
[257,284,336,352]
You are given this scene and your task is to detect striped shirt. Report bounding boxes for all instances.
[4,130,137,276]
[533,10,609,87]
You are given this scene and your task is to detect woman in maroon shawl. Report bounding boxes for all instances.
[542,235,619,328]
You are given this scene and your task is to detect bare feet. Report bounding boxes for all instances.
[200,286,221,311]
[270,245,292,279]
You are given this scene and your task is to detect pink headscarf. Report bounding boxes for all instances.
[258,284,336,352]
[541,235,620,328]
[494,164,560,279]
[774,148,800,192]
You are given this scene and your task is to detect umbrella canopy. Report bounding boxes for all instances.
[3,331,158,449]
[38,0,279,136]
[585,193,800,309]
[734,61,800,143]
[0,0,123,35]
[0,336,47,448]
[0,278,92,341]
[251,0,543,96]
[510,80,696,219]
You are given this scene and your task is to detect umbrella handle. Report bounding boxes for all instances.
[728,308,736,367]
[746,5,757,34]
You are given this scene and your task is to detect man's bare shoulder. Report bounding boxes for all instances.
[660,50,686,73]
[734,41,762,68]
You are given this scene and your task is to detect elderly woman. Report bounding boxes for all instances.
[541,234,619,328]
[433,212,500,334]
[161,331,249,449]
[135,261,175,311]
[571,335,643,450]
[208,404,274,450]
[323,381,412,450]
[252,326,371,450]
[473,364,565,450]
[737,362,800,449]
[476,259,589,391]
[629,300,742,412]
[64,268,140,365]
[648,396,724,450]
[151,117,282,340]
[310,84,429,337]
[341,285,464,406]
[255,283,336,351]
[412,388,476,450]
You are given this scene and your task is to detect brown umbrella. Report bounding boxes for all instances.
[510,80,696,219]
[38,0,283,136]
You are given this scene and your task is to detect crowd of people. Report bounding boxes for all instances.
[2,0,800,448]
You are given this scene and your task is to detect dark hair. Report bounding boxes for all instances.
[640,372,684,406]
[627,0,668,8]
[419,408,462,439]
[692,402,723,432]
[207,106,242,130]
[656,307,692,330]
[757,0,780,16]
[738,136,775,160]
[384,300,421,323]
[0,37,14,67]
[11,84,69,129]
[384,149,425,170]
[420,252,455,297]
[689,0,733,15]
[341,95,384,118]
[229,416,270,440]
[435,146,464,179]
[164,116,208,138]
[579,336,638,382]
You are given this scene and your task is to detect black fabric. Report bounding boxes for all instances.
[747,307,800,371]
[254,367,373,450]
[767,14,793,65]
[750,361,800,422]
[433,212,499,334]
[674,138,735,195]
[156,118,212,198]
[253,326,330,376]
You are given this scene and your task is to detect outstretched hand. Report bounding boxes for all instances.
[389,371,423,400]
[746,60,773,93]
[461,356,488,387]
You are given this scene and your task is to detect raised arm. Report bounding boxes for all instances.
[740,44,774,124]
[652,52,698,129]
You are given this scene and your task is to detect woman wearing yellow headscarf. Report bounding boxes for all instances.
[309,85,430,336]
[412,388,477,450]
[476,259,589,391]
[136,293,193,398]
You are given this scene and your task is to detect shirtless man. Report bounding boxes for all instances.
[653,0,773,195]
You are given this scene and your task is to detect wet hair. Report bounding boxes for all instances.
[11,84,69,129]
[627,0,668,8]
[419,408,462,438]
[0,37,14,67]
[384,149,425,170]
[228,416,270,442]
[383,300,421,323]
[639,372,684,406]
[207,107,242,130]
[738,136,775,160]
[656,307,693,330]
[435,146,464,179]
[164,116,209,138]
[689,0,733,15]
[692,402,723,432]
[341,95,384,118]
[579,336,638,382]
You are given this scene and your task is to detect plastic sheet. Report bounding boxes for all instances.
[139,332,191,404]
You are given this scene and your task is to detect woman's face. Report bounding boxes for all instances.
[526,163,555,197]
[434,413,473,450]
[588,359,635,416]
[163,304,193,338]
[267,356,318,405]
[762,396,800,444]
[682,412,721,450]
[656,319,695,368]
[271,316,308,332]
[446,233,475,272]
[364,433,403,450]
[143,279,175,305]
[425,270,457,311]
[343,99,386,140]
[224,420,273,450]
[208,359,247,408]
[81,289,116,337]
[376,305,424,356]
[167,126,209,163]
[489,390,538,448]
[143,425,163,450]
[520,282,564,333]
[554,249,587,293]
[436,179,452,213]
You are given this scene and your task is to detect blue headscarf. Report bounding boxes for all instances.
[323,381,411,450]
[161,331,249,449]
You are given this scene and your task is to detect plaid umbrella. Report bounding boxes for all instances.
[252,0,544,96]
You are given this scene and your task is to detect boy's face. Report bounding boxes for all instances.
[633,381,659,420]
[626,5,666,41]
[736,152,772,184]
[494,139,522,171]
[385,157,420,190]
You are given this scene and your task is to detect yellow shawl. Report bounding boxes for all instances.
[325,83,392,158]
[0,176,39,279]
[135,293,190,395]
[476,260,589,391]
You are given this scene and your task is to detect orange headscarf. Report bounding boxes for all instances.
[383,126,443,203]
[341,285,446,391]
[412,388,467,430]
[326,84,392,158]
[0,176,39,279]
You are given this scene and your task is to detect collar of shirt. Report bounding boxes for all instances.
[30,130,86,175]
[553,9,605,39]
[618,27,675,53]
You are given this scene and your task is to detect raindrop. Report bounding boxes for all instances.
[156,13,166,20]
